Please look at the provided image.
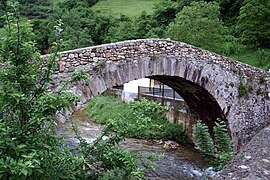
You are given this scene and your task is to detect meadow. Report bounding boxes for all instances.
[92,0,162,17]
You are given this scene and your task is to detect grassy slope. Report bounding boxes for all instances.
[229,49,270,70]
[92,0,162,17]
[86,95,187,143]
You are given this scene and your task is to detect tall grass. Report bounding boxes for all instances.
[86,95,188,143]
[86,94,133,124]
[229,48,270,70]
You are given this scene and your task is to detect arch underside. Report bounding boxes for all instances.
[67,57,229,137]
[149,75,226,133]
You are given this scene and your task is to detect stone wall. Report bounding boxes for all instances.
[214,124,270,179]
[48,39,270,151]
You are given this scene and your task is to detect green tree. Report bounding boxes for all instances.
[53,5,114,46]
[104,19,139,43]
[152,0,179,27]
[136,11,160,38]
[237,0,270,48]
[192,121,216,156]
[31,19,55,54]
[193,119,233,169]
[167,1,226,53]
[217,0,243,23]
[0,2,145,179]
[103,11,166,43]
[0,1,86,178]
[18,0,52,19]
[53,6,95,49]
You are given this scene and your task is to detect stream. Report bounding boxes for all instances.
[57,109,212,180]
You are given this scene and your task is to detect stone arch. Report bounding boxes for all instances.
[53,39,270,150]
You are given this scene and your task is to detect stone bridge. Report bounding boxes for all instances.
[50,39,270,151]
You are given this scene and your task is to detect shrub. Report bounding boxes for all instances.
[192,119,233,170]
[87,96,187,143]
[221,35,246,56]
[192,121,216,156]
[256,49,270,69]
[212,119,234,169]
[0,2,148,179]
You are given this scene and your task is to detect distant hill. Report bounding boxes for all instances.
[91,0,162,17]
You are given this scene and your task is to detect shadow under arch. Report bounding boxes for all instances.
[148,75,227,134]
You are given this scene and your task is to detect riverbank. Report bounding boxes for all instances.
[57,109,210,179]
[86,95,188,143]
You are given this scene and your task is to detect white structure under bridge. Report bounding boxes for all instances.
[108,78,195,138]
[113,78,183,103]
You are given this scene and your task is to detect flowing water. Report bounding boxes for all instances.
[57,109,211,180]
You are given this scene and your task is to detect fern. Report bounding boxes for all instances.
[192,121,216,157]
[214,118,233,153]
[193,119,234,170]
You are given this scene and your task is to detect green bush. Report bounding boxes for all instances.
[0,2,149,179]
[221,35,246,56]
[192,121,216,156]
[87,96,187,143]
[192,119,233,170]
[162,123,188,143]
[257,49,270,69]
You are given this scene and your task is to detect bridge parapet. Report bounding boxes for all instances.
[54,39,266,76]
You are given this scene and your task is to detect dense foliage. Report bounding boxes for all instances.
[237,0,270,48]
[192,119,233,169]
[0,2,82,178]
[167,1,225,53]
[0,2,152,179]
[87,95,188,143]
[11,0,269,69]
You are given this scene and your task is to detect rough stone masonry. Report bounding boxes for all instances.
[46,39,270,152]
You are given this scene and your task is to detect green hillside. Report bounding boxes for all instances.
[8,0,269,70]
[92,0,162,17]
